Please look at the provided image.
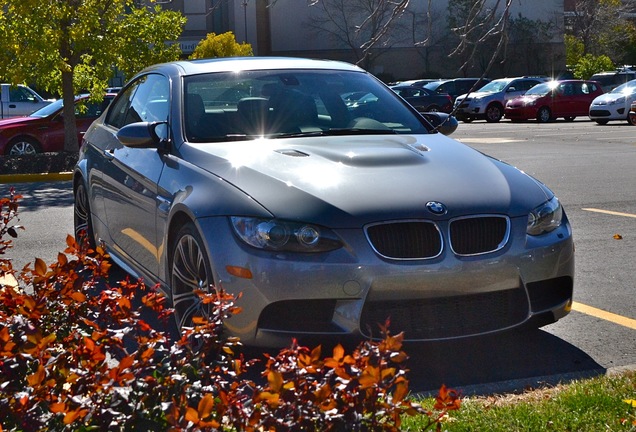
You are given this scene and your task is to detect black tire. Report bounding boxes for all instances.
[485,104,503,122]
[628,115,636,126]
[425,105,440,112]
[595,119,609,125]
[74,180,96,250]
[564,116,575,122]
[6,137,41,155]
[170,222,214,335]
[537,107,552,123]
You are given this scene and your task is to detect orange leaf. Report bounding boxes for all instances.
[49,402,66,413]
[332,344,344,361]
[393,380,409,403]
[27,364,45,387]
[34,258,47,276]
[198,394,215,419]
[268,371,283,392]
[63,409,87,425]
[614,233,623,240]
[57,253,68,266]
[185,407,199,423]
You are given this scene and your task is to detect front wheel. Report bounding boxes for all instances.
[170,223,214,335]
[537,107,552,123]
[485,104,503,122]
[628,115,636,126]
[425,105,440,113]
[7,137,41,155]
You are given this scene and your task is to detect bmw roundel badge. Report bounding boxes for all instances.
[426,201,447,215]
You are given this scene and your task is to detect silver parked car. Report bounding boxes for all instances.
[74,57,574,347]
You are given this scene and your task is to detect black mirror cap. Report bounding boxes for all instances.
[421,112,458,136]
[117,121,164,148]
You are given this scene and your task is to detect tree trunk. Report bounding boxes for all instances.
[62,70,79,153]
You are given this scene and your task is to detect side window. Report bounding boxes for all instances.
[106,74,170,136]
[9,87,36,102]
[440,82,455,94]
[580,83,589,95]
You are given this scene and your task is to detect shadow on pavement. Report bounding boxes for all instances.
[403,329,603,396]
[0,181,73,210]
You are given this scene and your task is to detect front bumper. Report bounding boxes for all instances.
[454,99,488,118]
[505,105,538,120]
[196,212,575,348]
[589,102,629,120]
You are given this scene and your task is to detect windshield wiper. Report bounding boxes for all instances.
[272,128,398,138]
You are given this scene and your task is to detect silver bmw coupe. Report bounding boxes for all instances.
[73,57,574,347]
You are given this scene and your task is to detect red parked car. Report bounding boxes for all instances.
[504,80,603,123]
[0,94,115,155]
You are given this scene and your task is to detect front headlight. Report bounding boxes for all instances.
[610,96,626,105]
[527,197,563,236]
[230,217,343,252]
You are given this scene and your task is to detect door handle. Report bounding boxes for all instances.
[103,149,115,160]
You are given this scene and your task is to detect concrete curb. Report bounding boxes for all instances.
[0,172,73,184]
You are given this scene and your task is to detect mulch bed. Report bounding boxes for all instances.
[0,152,78,175]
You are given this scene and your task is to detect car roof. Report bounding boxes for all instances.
[141,57,366,77]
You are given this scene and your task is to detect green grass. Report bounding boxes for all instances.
[402,370,636,431]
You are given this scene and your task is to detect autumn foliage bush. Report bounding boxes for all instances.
[0,188,460,431]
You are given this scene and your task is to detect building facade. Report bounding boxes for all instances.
[164,0,565,81]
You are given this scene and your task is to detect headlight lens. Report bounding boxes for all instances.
[527,197,563,236]
[610,96,626,105]
[230,217,343,252]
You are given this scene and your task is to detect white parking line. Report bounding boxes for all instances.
[582,208,636,219]
[459,138,524,144]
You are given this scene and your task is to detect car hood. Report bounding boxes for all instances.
[0,116,37,127]
[591,92,633,104]
[181,134,551,227]
[458,91,497,100]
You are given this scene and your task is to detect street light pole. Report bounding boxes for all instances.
[242,0,248,42]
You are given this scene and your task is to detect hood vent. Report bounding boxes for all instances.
[276,149,310,157]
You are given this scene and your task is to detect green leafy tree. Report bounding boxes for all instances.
[573,54,614,79]
[0,0,185,153]
[565,34,585,67]
[189,31,253,60]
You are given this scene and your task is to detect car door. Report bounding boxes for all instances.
[553,82,574,116]
[99,73,170,277]
[6,86,46,117]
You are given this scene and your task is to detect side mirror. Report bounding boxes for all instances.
[117,121,166,148]
[421,112,458,136]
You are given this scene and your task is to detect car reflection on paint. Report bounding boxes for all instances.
[74,57,574,347]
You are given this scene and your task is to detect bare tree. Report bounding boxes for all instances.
[306,0,410,70]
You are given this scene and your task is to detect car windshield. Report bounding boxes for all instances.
[524,83,552,96]
[474,79,511,93]
[183,69,430,142]
[610,80,636,94]
[29,99,63,118]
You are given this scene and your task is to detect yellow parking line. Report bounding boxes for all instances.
[582,208,636,218]
[572,302,636,330]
